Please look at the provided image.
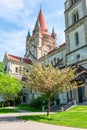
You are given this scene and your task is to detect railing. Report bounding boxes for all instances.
[61,100,76,112]
[50,105,61,112]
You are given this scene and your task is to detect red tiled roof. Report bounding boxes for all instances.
[47,43,66,55]
[34,9,49,35]
[59,43,66,48]
[7,54,32,64]
[48,49,55,55]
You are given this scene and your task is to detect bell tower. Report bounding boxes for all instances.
[24,8,57,62]
[65,0,87,67]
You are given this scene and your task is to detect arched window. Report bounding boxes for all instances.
[71,0,74,4]
[76,54,80,61]
[51,61,53,66]
[72,11,79,23]
[4,66,7,71]
[15,67,18,73]
[19,66,22,74]
[70,0,77,5]
[54,57,56,65]
[23,67,25,72]
[75,32,79,46]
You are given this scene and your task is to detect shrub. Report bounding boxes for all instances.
[30,95,48,110]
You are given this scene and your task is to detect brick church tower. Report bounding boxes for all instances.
[24,8,57,62]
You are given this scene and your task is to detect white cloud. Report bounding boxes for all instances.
[46,10,64,19]
[0,0,24,10]
[0,30,27,61]
[0,0,33,27]
[56,10,64,16]
[57,29,65,45]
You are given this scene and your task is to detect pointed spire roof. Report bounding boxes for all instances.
[34,8,49,34]
[52,27,55,35]
[27,30,30,37]
[36,19,40,28]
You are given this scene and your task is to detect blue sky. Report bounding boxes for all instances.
[0,0,65,61]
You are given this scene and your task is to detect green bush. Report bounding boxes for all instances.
[29,95,60,110]
[30,95,48,110]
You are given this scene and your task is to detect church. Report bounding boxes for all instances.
[3,0,87,104]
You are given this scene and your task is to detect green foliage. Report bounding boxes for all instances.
[17,104,41,112]
[0,108,18,113]
[0,62,4,73]
[0,62,22,106]
[18,106,87,129]
[30,95,48,110]
[0,74,22,102]
[52,95,60,105]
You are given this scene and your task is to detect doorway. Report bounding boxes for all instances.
[78,87,84,103]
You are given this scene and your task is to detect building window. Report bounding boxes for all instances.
[57,58,59,62]
[76,54,80,61]
[73,11,79,23]
[26,69,29,72]
[20,58,24,62]
[75,32,79,46]
[4,66,7,71]
[23,67,25,73]
[54,58,56,65]
[15,67,18,73]
[19,66,22,74]
[71,0,74,4]
[23,95,26,103]
[71,0,77,5]
[30,88,32,94]
[51,61,53,65]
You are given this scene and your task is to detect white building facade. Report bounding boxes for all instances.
[65,0,87,103]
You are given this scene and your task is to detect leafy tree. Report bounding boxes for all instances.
[0,73,22,106]
[24,63,78,116]
[0,62,4,73]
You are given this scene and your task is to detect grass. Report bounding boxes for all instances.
[0,108,18,113]
[0,104,41,113]
[16,104,41,112]
[18,106,87,129]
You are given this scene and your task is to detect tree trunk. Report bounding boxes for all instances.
[47,99,50,117]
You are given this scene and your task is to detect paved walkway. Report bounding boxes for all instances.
[0,112,86,130]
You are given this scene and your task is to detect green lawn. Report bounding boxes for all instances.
[18,106,87,129]
[0,108,18,113]
[16,104,41,112]
[0,104,41,113]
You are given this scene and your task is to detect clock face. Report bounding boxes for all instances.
[46,45,51,50]
[44,45,51,51]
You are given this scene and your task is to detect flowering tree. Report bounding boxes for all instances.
[24,63,78,116]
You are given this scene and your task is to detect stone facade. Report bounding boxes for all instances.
[65,0,87,66]
[65,0,87,103]
[38,43,66,68]
[3,52,32,104]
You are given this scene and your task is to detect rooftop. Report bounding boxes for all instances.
[34,8,49,35]
[7,54,32,64]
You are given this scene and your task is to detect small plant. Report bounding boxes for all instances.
[30,95,48,110]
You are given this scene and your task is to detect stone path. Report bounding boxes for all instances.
[0,112,86,130]
[0,119,85,130]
